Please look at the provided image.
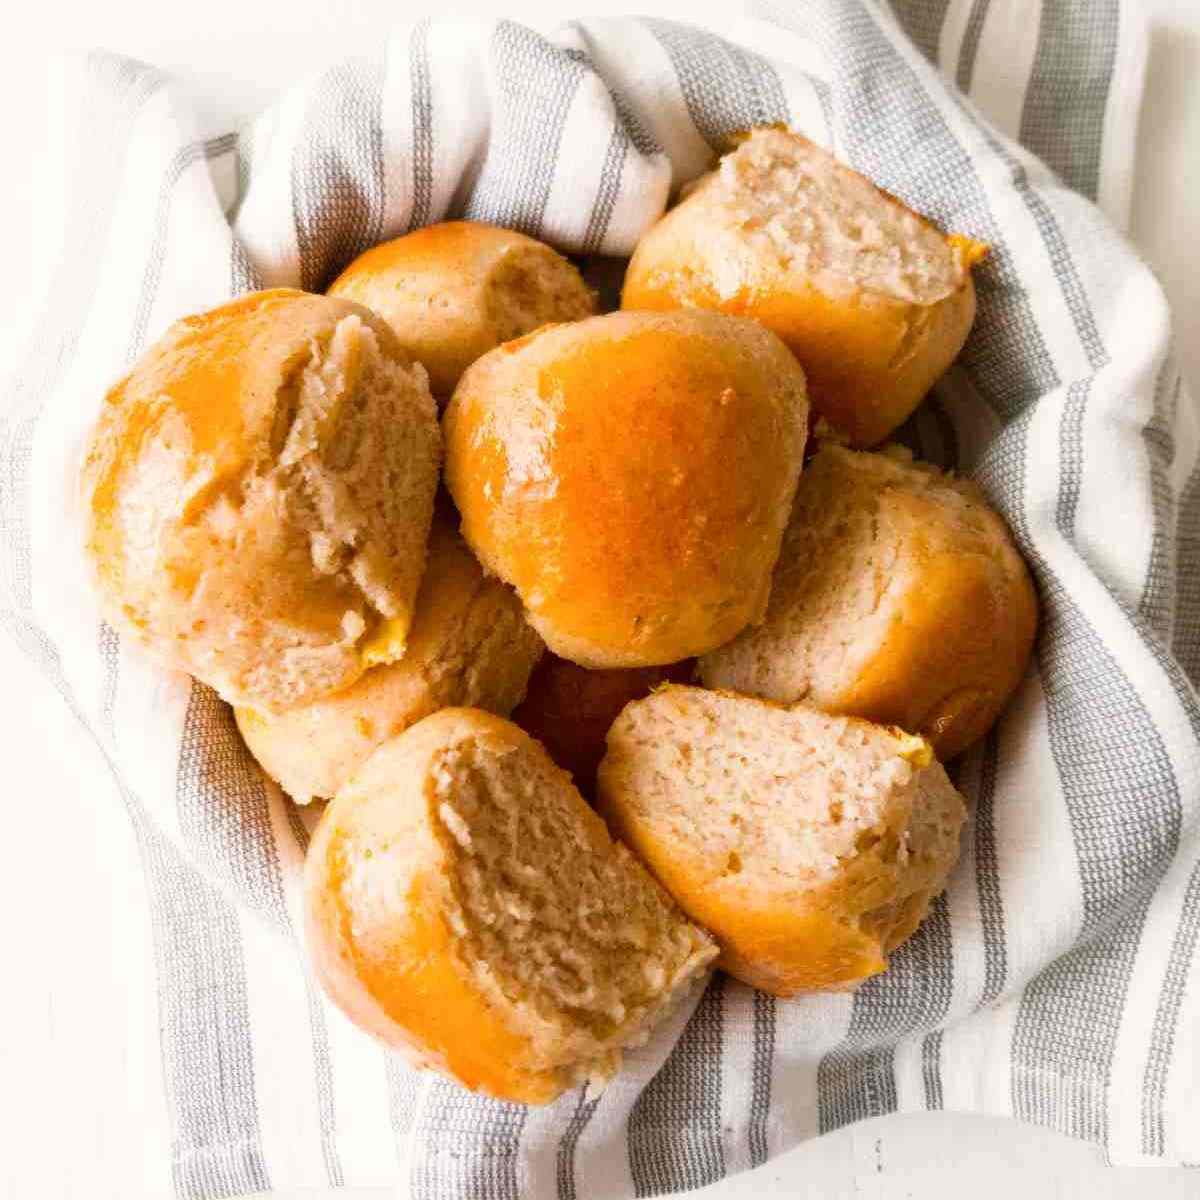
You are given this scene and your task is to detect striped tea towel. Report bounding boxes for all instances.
[2,1,1199,1195]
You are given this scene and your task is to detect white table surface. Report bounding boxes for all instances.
[1,2,1197,1198]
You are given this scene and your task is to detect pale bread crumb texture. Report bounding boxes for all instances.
[84,291,441,714]
[597,686,965,991]
[429,719,716,1086]
[715,128,965,304]
[702,443,950,703]
[484,240,596,343]
[622,128,981,447]
[601,686,961,895]
[271,316,434,616]
[236,516,544,803]
[203,314,438,708]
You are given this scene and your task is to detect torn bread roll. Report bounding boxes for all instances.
[699,444,1037,758]
[81,288,441,713]
[237,514,544,803]
[443,309,809,668]
[511,655,695,797]
[328,221,596,399]
[304,708,717,1104]
[597,686,966,995]
[622,127,986,447]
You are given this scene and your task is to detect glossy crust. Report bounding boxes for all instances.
[597,686,966,995]
[511,655,695,796]
[443,310,809,667]
[81,288,441,711]
[304,712,551,1100]
[699,445,1038,758]
[328,221,596,398]
[621,130,986,447]
[304,708,716,1103]
[236,515,544,803]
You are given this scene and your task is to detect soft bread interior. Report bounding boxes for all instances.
[173,309,438,708]
[753,446,901,703]
[485,244,595,345]
[864,762,968,951]
[603,688,957,896]
[430,728,715,1085]
[599,687,965,979]
[714,128,965,304]
[271,315,433,625]
[236,520,543,804]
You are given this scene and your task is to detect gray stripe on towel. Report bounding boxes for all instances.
[1019,1,1120,202]
[628,973,726,1196]
[291,55,386,290]
[642,18,789,147]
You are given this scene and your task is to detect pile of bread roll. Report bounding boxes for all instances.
[81,129,1036,1105]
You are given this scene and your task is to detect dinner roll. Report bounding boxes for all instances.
[511,655,695,796]
[699,444,1037,758]
[236,514,544,803]
[328,221,596,399]
[304,709,716,1104]
[443,310,809,668]
[622,127,986,447]
[82,289,440,712]
[597,686,966,995]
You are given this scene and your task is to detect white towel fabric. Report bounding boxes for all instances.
[2,2,1199,1196]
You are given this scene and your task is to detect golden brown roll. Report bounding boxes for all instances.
[622,127,986,447]
[328,221,596,399]
[597,686,966,995]
[236,514,544,802]
[699,444,1037,758]
[81,288,441,712]
[304,708,716,1104]
[443,309,809,668]
[511,655,695,797]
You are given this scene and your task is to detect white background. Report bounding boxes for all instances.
[0,2,1197,1198]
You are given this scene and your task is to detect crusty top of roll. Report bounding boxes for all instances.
[82,288,441,712]
[442,309,809,668]
[329,221,596,398]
